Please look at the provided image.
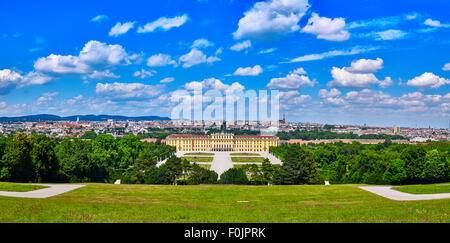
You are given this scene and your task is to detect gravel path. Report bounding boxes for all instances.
[359,186,450,201]
[210,152,234,178]
[0,184,85,199]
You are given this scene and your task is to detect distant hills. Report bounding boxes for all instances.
[0,114,171,122]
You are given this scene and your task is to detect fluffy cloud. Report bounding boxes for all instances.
[230,40,251,52]
[133,69,157,79]
[179,49,220,68]
[233,65,263,76]
[443,63,450,71]
[35,40,132,75]
[109,22,136,37]
[345,58,383,73]
[267,72,315,90]
[96,82,163,99]
[0,69,22,94]
[137,14,188,33]
[233,0,310,40]
[185,78,245,93]
[318,88,341,98]
[406,72,450,89]
[290,67,307,75]
[424,18,450,28]
[327,58,392,88]
[301,13,350,41]
[328,67,379,88]
[146,54,177,67]
[191,38,214,49]
[85,70,120,80]
[36,92,59,105]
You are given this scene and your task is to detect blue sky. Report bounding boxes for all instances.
[0,0,449,127]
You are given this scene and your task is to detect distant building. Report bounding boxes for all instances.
[393,126,400,134]
[166,133,279,152]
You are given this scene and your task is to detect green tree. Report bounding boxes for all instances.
[1,133,34,182]
[219,168,248,185]
[383,158,407,184]
[277,144,319,184]
[32,134,60,182]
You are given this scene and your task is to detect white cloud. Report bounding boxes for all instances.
[91,14,109,23]
[85,70,120,80]
[233,65,263,76]
[424,18,450,28]
[289,67,307,75]
[20,72,53,87]
[36,92,59,105]
[109,22,136,37]
[287,46,380,63]
[318,88,341,98]
[133,69,157,79]
[185,78,245,93]
[348,16,401,29]
[233,0,310,40]
[406,72,450,89]
[259,48,277,54]
[378,77,393,88]
[191,38,214,49]
[328,67,380,88]
[137,14,188,33]
[230,40,251,51]
[160,77,175,83]
[345,58,383,73]
[0,69,22,94]
[35,41,132,76]
[301,13,350,41]
[146,54,177,67]
[442,63,450,71]
[267,73,315,90]
[370,29,407,40]
[179,49,220,68]
[96,82,163,99]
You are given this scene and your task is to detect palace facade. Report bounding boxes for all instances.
[166,133,279,152]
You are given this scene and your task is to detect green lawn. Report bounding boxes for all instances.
[0,183,48,192]
[234,164,262,169]
[0,183,448,223]
[231,157,265,163]
[230,153,260,156]
[184,153,215,156]
[182,157,213,162]
[196,164,211,170]
[392,183,450,194]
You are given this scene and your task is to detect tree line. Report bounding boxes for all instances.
[0,133,175,183]
[269,140,449,185]
[277,130,406,141]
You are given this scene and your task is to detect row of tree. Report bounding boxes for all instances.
[270,140,449,185]
[276,129,406,141]
[0,133,175,183]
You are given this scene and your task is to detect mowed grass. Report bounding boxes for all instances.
[231,157,265,163]
[393,183,450,194]
[182,157,213,162]
[184,153,215,156]
[0,183,48,192]
[230,153,260,156]
[0,183,448,223]
[195,164,211,170]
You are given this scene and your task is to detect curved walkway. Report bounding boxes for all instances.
[359,186,450,201]
[0,184,85,199]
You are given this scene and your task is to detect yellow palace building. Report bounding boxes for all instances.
[166,133,279,152]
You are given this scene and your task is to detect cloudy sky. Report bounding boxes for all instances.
[0,0,449,127]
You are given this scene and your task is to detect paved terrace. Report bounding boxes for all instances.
[158,151,282,177]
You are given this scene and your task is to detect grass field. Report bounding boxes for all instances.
[182,157,213,162]
[0,183,448,223]
[196,164,211,170]
[393,184,450,194]
[230,153,260,156]
[0,183,48,192]
[231,157,265,163]
[184,153,215,156]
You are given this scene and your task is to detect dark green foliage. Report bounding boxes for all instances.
[1,133,34,182]
[219,168,249,185]
[270,141,450,185]
[32,134,59,182]
[187,163,218,185]
[81,131,97,139]
[277,144,318,185]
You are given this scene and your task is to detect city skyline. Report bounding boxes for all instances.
[0,0,449,128]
